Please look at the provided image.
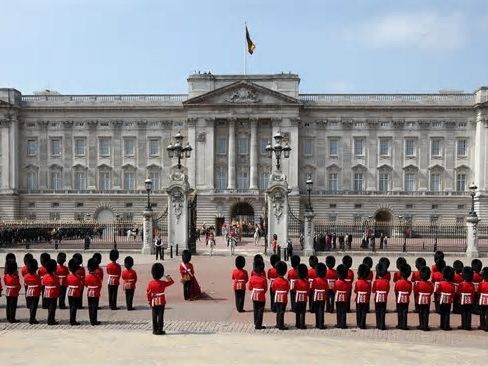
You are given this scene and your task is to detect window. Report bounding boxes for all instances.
[99,171,111,191]
[237,169,249,190]
[353,173,364,192]
[49,169,63,190]
[405,173,416,192]
[406,204,413,209]
[329,138,339,157]
[50,138,62,156]
[149,139,160,156]
[430,173,441,191]
[238,137,249,155]
[329,215,337,223]
[328,173,338,192]
[303,138,313,157]
[124,171,136,191]
[28,202,35,208]
[27,139,38,156]
[99,137,111,157]
[457,204,465,209]
[49,212,60,220]
[456,173,466,192]
[259,169,270,190]
[405,139,415,157]
[430,215,439,224]
[51,202,59,208]
[354,138,364,156]
[74,171,86,190]
[74,138,86,156]
[329,203,337,208]
[124,138,136,157]
[457,139,467,157]
[216,137,227,155]
[354,203,362,209]
[216,166,227,190]
[431,139,442,157]
[259,138,269,155]
[456,216,465,225]
[379,139,390,157]
[76,202,84,208]
[379,173,390,192]
[149,171,161,191]
[27,171,38,190]
[353,215,362,225]
[431,205,439,210]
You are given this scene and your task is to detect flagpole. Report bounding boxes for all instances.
[244,21,247,75]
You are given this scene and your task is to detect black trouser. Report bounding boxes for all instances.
[6,296,18,322]
[356,303,368,329]
[418,304,430,330]
[290,290,296,312]
[326,290,335,313]
[275,303,287,329]
[152,305,165,333]
[46,298,57,324]
[460,304,473,330]
[79,288,84,309]
[336,301,347,328]
[68,296,80,324]
[183,281,191,300]
[315,300,326,328]
[434,293,440,313]
[41,286,47,309]
[346,290,352,312]
[88,297,99,325]
[253,301,265,328]
[397,303,408,329]
[59,286,67,308]
[270,289,276,312]
[308,290,315,313]
[413,294,419,313]
[375,302,386,330]
[234,290,245,312]
[480,305,488,331]
[108,285,119,309]
[439,303,451,330]
[453,295,461,314]
[295,301,306,328]
[125,289,135,310]
[26,296,39,323]
[155,246,163,260]
[473,294,481,315]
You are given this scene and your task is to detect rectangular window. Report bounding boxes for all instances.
[329,204,337,209]
[329,139,339,157]
[124,138,136,157]
[259,170,270,190]
[354,138,364,156]
[406,204,413,209]
[216,137,227,155]
[432,205,439,210]
[405,139,415,157]
[27,172,38,190]
[431,139,442,157]
[27,139,38,156]
[457,139,467,157]
[99,137,111,157]
[259,138,269,155]
[353,173,363,192]
[124,171,136,191]
[50,171,62,190]
[74,171,86,190]
[353,215,362,225]
[303,138,313,157]
[379,139,390,156]
[99,172,111,191]
[148,139,160,156]
[149,171,161,191]
[238,137,249,155]
[456,216,465,225]
[456,173,466,192]
[328,173,338,192]
[379,173,389,192]
[216,167,227,190]
[237,170,249,190]
[49,212,60,220]
[354,203,362,209]
[50,138,62,156]
[430,174,441,191]
[405,173,416,192]
[74,138,86,156]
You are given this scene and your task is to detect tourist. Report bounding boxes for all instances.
[122,256,137,311]
[271,234,278,255]
[106,249,121,310]
[232,256,248,312]
[154,235,163,260]
[146,263,174,335]
[272,261,289,330]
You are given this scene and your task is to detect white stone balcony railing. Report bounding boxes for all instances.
[17,189,167,195]
[298,190,471,196]
[21,94,188,107]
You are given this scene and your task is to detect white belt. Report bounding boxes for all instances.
[27,285,39,288]
[275,290,287,295]
[154,292,165,297]
[68,285,79,288]
[57,275,67,278]
[87,286,98,289]
[108,275,119,278]
[6,285,17,288]
[45,286,56,289]
[397,291,409,304]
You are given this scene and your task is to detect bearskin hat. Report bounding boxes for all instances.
[325,255,336,269]
[23,253,34,266]
[399,263,411,280]
[309,255,318,268]
[124,256,134,269]
[376,262,387,278]
[357,263,370,280]
[92,252,102,265]
[235,256,246,270]
[275,261,287,277]
[27,258,38,274]
[379,257,390,270]
[342,255,352,269]
[415,257,426,270]
[362,256,373,270]
[87,258,97,272]
[182,250,192,264]
[297,263,308,280]
[471,259,482,273]
[291,255,301,269]
[316,262,326,278]
[40,252,51,266]
[443,266,455,282]
[462,266,474,282]
[109,249,119,262]
[420,266,431,281]
[68,259,79,274]
[45,259,57,274]
[151,262,164,280]
[453,260,464,274]
[336,264,347,280]
[57,252,67,265]
[270,254,281,267]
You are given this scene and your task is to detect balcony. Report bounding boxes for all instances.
[298,190,471,197]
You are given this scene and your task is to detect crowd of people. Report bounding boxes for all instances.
[232,251,488,331]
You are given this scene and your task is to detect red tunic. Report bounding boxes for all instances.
[453,273,463,293]
[431,263,438,273]
[248,274,268,302]
[375,271,391,281]
[106,262,121,286]
[85,272,102,298]
[42,273,60,298]
[3,274,21,297]
[76,266,86,283]
[372,278,390,303]
[21,265,28,278]
[479,280,488,306]
[411,271,421,285]
[393,271,402,283]
[95,267,104,281]
[294,278,309,303]
[473,272,482,293]
[146,278,174,306]
[55,264,69,287]
[415,280,434,305]
[394,279,412,304]
[431,271,444,293]
[271,277,289,304]
[311,277,328,301]
[334,279,351,302]
[458,281,475,305]
[24,273,41,297]
[325,268,337,290]
[365,271,373,283]
[436,281,455,304]
[346,269,354,284]
[38,266,48,285]
[287,268,298,291]
[268,267,278,290]
[179,262,195,279]
[231,269,249,291]
[66,273,83,298]
[121,268,138,290]
[354,279,372,303]
[251,270,267,279]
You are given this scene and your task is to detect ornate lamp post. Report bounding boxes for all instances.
[266,131,291,171]
[398,215,407,252]
[145,178,153,211]
[113,213,120,249]
[167,131,192,169]
[466,182,480,257]
[306,174,313,210]
[469,183,478,216]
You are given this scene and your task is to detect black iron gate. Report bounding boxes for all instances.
[153,206,168,246]
[288,204,304,241]
[188,194,197,254]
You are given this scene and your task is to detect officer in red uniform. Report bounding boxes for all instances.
[341,255,354,313]
[287,255,300,311]
[272,261,289,330]
[458,266,475,330]
[73,253,85,309]
[362,257,374,283]
[146,262,174,335]
[452,260,464,314]
[325,256,337,313]
[471,259,483,315]
[66,259,82,325]
[432,259,446,314]
[56,252,69,309]
[38,252,51,309]
[411,257,426,313]
[334,264,351,329]
[248,260,268,329]
[232,256,249,312]
[122,256,137,311]
[294,263,309,329]
[4,259,21,323]
[354,263,371,329]
[43,259,60,325]
[85,258,102,325]
[24,258,41,324]
[393,257,407,283]
[92,252,104,286]
[312,262,328,329]
[106,249,122,310]
[268,254,280,313]
[479,267,488,331]
[21,253,34,296]
[415,266,433,331]
[372,262,390,330]
[431,250,445,274]
[308,255,318,313]
[394,264,412,330]
[437,266,456,331]
[251,254,267,279]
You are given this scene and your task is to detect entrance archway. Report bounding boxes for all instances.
[231,202,255,237]
[373,209,393,237]
[96,208,114,224]
[374,209,393,222]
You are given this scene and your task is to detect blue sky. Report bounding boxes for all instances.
[1,0,487,94]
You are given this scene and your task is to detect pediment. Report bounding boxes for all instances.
[183,81,301,106]
[428,164,445,171]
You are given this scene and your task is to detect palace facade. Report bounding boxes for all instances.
[1,73,487,228]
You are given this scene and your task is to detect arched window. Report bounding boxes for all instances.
[49,165,63,190]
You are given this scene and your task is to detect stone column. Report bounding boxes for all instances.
[466,213,480,258]
[227,118,236,190]
[249,118,258,190]
[167,169,191,251]
[303,209,315,256]
[1,122,10,190]
[267,172,289,250]
[141,210,154,255]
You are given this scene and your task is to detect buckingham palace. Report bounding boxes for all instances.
[0,73,487,228]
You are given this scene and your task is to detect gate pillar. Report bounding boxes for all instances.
[167,169,192,252]
[266,172,290,252]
